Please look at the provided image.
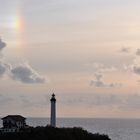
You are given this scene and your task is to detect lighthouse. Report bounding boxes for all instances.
[50,93,56,127]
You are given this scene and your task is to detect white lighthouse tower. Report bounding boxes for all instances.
[50,93,56,127]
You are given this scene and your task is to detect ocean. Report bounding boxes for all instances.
[0,118,140,140]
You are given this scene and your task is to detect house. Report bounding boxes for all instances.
[1,115,27,133]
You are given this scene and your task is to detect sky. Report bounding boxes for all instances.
[0,0,140,118]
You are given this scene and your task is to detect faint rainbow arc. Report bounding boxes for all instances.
[15,12,24,33]
[14,6,25,51]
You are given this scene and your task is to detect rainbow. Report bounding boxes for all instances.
[14,3,25,49]
[8,0,24,34]
[3,0,25,52]
[15,11,24,33]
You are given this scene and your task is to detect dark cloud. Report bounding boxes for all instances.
[0,61,8,77]
[0,36,46,84]
[133,65,140,75]
[90,80,105,87]
[0,38,6,51]
[10,63,45,84]
[90,73,105,87]
[136,49,140,56]
[0,38,9,77]
[0,60,46,84]
[109,83,122,88]
[0,61,10,77]
[119,47,130,53]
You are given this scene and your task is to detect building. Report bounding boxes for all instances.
[1,115,27,133]
[0,94,57,132]
[50,93,56,127]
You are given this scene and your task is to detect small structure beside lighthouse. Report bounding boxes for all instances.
[50,93,56,127]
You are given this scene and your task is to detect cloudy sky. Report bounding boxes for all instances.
[0,0,140,118]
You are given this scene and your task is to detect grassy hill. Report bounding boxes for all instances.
[0,126,111,140]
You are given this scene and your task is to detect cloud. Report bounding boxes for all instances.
[122,58,140,80]
[0,62,7,76]
[133,65,140,75]
[0,38,10,77]
[136,49,140,56]
[91,93,140,110]
[0,61,10,77]
[0,60,46,84]
[89,94,122,107]
[85,62,117,73]
[90,73,122,88]
[133,66,140,75]
[90,79,105,87]
[10,63,46,84]
[131,59,140,75]
[86,62,122,88]
[0,38,6,51]
[0,36,46,84]
[119,47,130,53]
[90,73,105,87]
[60,93,120,107]
[60,93,140,110]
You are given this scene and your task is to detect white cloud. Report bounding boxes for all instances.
[87,62,122,88]
[90,73,122,88]
[86,62,117,73]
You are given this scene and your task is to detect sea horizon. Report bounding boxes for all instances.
[1,116,140,120]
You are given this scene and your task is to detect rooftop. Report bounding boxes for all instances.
[2,115,26,121]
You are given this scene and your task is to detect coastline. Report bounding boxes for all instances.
[0,126,111,140]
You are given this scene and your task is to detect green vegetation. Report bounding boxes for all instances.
[0,126,111,140]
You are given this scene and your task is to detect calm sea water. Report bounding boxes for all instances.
[1,118,140,140]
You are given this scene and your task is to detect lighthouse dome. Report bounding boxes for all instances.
[50,93,56,102]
